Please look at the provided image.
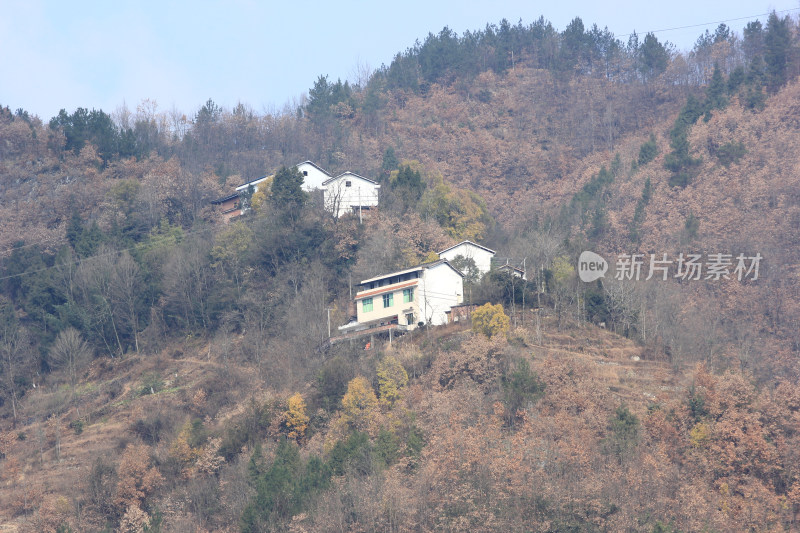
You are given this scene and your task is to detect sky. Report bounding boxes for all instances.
[2,0,798,122]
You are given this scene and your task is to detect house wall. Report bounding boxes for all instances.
[356,280,420,326]
[447,304,476,324]
[498,265,527,280]
[219,198,241,222]
[297,162,331,191]
[418,264,464,326]
[323,174,380,218]
[235,176,270,194]
[439,243,494,277]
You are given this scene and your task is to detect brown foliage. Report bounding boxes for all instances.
[429,334,505,391]
[113,444,163,511]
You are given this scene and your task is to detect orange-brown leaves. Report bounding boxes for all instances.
[113,444,163,512]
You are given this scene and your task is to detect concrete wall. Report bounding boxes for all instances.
[297,162,331,191]
[439,242,494,277]
[323,172,380,218]
[356,280,419,326]
[418,263,464,326]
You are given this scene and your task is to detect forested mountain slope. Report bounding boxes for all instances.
[1,11,800,533]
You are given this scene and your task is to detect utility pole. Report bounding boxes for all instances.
[326,308,334,338]
[522,257,526,326]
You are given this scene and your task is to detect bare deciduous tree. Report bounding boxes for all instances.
[76,246,124,356]
[0,302,31,423]
[111,251,143,353]
[163,236,214,331]
[48,327,93,397]
[602,278,639,336]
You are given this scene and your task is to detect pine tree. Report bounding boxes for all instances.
[764,12,791,92]
[638,134,659,166]
[270,166,307,219]
[705,65,728,112]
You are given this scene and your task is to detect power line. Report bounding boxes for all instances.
[0,237,64,258]
[617,8,800,42]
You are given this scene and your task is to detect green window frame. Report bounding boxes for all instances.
[383,293,393,308]
[403,288,414,303]
[362,298,373,312]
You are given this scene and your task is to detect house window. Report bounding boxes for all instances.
[303,170,308,176]
[403,288,414,303]
[405,312,414,325]
[362,298,373,312]
[345,181,352,187]
[383,293,393,308]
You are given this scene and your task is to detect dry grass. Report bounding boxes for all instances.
[0,315,690,530]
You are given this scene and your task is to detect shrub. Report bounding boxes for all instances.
[683,212,700,242]
[376,355,408,406]
[715,141,746,167]
[602,405,640,460]
[374,428,401,467]
[138,372,163,396]
[501,358,546,426]
[472,303,510,338]
[340,376,379,432]
[69,419,84,435]
[130,412,168,445]
[284,393,309,442]
[241,438,330,532]
[328,431,373,477]
[638,133,659,166]
[316,355,355,412]
[113,444,163,512]
[217,398,273,461]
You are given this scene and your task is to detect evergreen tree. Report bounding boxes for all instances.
[502,358,545,426]
[389,164,426,212]
[270,166,307,216]
[629,177,652,243]
[764,12,792,92]
[705,64,728,112]
[638,33,670,82]
[49,107,120,162]
[559,17,588,72]
[380,147,399,181]
[638,134,659,166]
[742,20,765,63]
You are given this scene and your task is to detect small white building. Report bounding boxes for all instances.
[235,161,332,195]
[235,175,271,195]
[438,241,496,278]
[322,171,381,218]
[345,260,464,332]
[497,263,527,280]
[296,161,333,192]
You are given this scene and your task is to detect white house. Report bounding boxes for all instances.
[343,260,464,332]
[296,161,332,192]
[497,263,527,280]
[438,240,496,278]
[235,161,332,195]
[322,171,380,218]
[235,174,271,194]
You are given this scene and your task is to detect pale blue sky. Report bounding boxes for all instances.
[2,0,798,121]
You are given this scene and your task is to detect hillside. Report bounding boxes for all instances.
[0,318,673,530]
[2,11,800,533]
[3,314,799,532]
